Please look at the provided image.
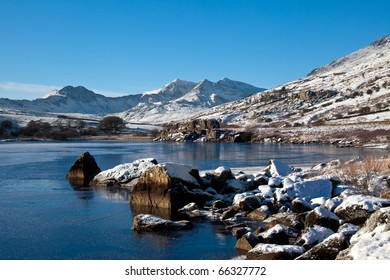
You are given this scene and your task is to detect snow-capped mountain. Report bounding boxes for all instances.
[192,35,390,129]
[0,78,263,126]
[120,78,265,123]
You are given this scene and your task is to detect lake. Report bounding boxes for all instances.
[0,141,386,259]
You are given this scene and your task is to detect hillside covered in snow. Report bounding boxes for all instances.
[175,35,390,144]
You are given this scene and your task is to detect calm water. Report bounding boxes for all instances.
[0,141,386,260]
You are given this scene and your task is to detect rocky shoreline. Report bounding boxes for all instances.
[155,118,390,148]
[67,152,390,260]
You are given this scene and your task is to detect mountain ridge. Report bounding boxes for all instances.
[0,78,264,125]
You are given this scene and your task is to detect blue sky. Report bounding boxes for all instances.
[0,0,389,100]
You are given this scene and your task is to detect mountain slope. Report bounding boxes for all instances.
[191,35,390,133]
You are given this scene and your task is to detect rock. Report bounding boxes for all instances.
[211,200,228,209]
[324,197,343,212]
[337,207,390,260]
[90,158,157,189]
[296,225,335,249]
[296,233,349,260]
[258,224,292,245]
[247,209,269,220]
[305,207,340,232]
[130,164,200,212]
[220,207,239,220]
[66,152,101,187]
[235,232,261,252]
[263,212,302,231]
[257,185,274,198]
[238,195,261,211]
[178,203,209,218]
[265,159,292,177]
[268,177,283,187]
[232,227,252,239]
[211,166,235,191]
[292,197,313,213]
[334,194,390,224]
[132,214,192,232]
[247,244,305,260]
[282,177,333,202]
[222,179,249,194]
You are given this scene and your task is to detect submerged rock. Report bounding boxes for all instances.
[66,152,101,187]
[132,214,192,232]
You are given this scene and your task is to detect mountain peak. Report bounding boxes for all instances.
[370,34,390,47]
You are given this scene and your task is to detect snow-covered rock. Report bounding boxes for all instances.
[296,232,349,260]
[91,158,157,187]
[337,207,390,260]
[282,177,333,201]
[162,162,201,186]
[296,225,335,249]
[132,214,192,232]
[247,244,305,260]
[266,159,292,177]
[305,207,340,232]
[334,194,390,224]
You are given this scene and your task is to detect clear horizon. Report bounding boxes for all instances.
[0,0,389,100]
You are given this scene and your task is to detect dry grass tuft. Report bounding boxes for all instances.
[334,155,390,196]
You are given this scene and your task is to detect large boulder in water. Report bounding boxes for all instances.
[130,163,203,213]
[89,158,158,190]
[66,152,101,187]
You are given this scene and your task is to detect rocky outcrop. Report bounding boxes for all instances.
[157,118,256,143]
[132,214,192,232]
[66,152,101,187]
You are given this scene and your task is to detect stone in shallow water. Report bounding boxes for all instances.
[66,151,101,187]
[132,214,192,232]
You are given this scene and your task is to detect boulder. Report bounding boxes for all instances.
[283,177,333,202]
[235,232,261,252]
[337,207,390,260]
[178,203,208,218]
[247,244,305,260]
[132,214,192,232]
[265,159,292,177]
[247,208,269,220]
[130,164,202,212]
[90,158,157,189]
[292,197,313,213]
[305,207,340,232]
[296,233,349,260]
[296,225,335,249]
[220,207,239,220]
[231,227,252,239]
[211,200,228,209]
[258,224,292,245]
[66,152,101,187]
[238,195,261,211]
[211,166,235,191]
[334,195,390,224]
